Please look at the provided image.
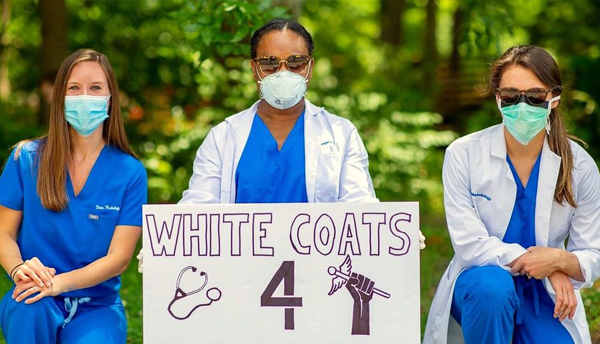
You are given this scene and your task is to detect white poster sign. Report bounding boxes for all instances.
[143,202,420,344]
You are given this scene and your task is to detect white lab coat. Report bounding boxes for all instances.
[423,124,600,344]
[179,99,377,204]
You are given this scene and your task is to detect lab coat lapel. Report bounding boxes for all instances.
[491,125,513,180]
[222,100,259,203]
[490,125,517,239]
[303,99,326,203]
[535,137,561,247]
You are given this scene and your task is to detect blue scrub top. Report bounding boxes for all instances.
[0,141,147,298]
[503,153,541,247]
[503,153,547,324]
[235,112,308,203]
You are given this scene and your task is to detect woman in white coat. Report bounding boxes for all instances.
[137,18,430,272]
[424,45,600,344]
[179,17,376,204]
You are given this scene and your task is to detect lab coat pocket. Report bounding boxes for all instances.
[315,148,341,202]
[548,202,573,245]
[80,211,119,263]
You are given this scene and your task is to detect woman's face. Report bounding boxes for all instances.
[251,29,312,82]
[66,61,110,97]
[498,65,559,109]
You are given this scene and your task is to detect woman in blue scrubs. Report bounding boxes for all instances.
[424,46,600,344]
[179,17,378,205]
[137,18,426,270]
[0,49,147,343]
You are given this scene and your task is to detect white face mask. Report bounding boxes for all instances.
[257,60,311,110]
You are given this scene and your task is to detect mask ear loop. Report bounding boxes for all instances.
[303,59,313,82]
[106,94,112,116]
[254,65,266,99]
[300,59,313,98]
[496,94,505,116]
[545,95,561,135]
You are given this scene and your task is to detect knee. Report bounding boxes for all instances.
[464,267,517,307]
[1,291,63,343]
[1,292,60,323]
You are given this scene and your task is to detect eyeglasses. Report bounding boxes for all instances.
[496,87,555,105]
[253,55,312,75]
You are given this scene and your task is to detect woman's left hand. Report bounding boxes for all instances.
[419,230,426,250]
[12,274,65,304]
[548,271,577,321]
[511,246,563,279]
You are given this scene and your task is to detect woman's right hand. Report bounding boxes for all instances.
[13,273,65,304]
[548,271,577,321]
[137,248,144,273]
[12,257,55,288]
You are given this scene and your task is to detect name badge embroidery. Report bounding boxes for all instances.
[95,205,121,211]
[470,191,491,201]
[90,205,120,220]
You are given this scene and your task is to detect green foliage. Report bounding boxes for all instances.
[1,0,600,342]
[300,0,456,211]
[583,285,600,342]
[177,0,288,59]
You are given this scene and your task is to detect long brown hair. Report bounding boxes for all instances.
[16,49,136,211]
[489,45,579,207]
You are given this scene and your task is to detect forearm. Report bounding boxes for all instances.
[57,226,140,294]
[351,301,361,334]
[557,250,585,282]
[360,301,370,334]
[0,232,24,279]
[58,252,132,293]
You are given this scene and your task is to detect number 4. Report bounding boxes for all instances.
[261,261,303,330]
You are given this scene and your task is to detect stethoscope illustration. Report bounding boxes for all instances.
[167,266,222,320]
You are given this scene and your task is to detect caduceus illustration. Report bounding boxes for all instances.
[327,255,390,335]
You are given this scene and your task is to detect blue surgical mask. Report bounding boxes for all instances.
[257,62,311,110]
[64,95,111,137]
[497,95,560,145]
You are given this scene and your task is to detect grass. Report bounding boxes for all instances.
[1,219,599,343]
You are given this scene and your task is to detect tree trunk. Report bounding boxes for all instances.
[423,0,437,90]
[380,0,405,48]
[449,5,463,76]
[38,0,68,126]
[274,0,303,18]
[436,5,465,127]
[0,0,11,100]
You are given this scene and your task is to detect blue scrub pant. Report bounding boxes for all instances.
[451,266,574,344]
[0,286,126,344]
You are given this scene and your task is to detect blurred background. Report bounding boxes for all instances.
[0,0,599,342]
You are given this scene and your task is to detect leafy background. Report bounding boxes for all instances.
[0,0,599,342]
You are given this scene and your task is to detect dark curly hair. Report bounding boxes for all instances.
[250,18,314,58]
